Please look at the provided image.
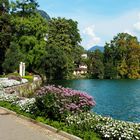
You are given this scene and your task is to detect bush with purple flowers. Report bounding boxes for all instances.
[33,85,95,120]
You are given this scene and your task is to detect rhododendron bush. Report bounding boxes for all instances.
[33,85,96,120]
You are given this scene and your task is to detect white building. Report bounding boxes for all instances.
[73,54,88,75]
[81,54,87,59]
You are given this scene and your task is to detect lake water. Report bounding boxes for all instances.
[52,79,140,123]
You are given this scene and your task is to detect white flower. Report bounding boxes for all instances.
[0,91,19,102]
[16,98,35,113]
[66,112,140,139]
[0,78,28,88]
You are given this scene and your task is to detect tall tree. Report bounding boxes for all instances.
[3,0,48,76]
[88,50,104,79]
[45,18,82,80]
[104,33,140,79]
[2,42,24,73]
[11,0,38,16]
[0,0,11,74]
[0,0,9,14]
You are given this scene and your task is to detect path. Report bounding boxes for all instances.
[0,108,69,140]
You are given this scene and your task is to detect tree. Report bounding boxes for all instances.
[45,18,82,80]
[88,50,104,79]
[3,0,48,76]
[0,0,11,74]
[73,45,85,68]
[104,61,118,79]
[11,0,38,17]
[2,42,24,73]
[117,59,128,78]
[104,33,140,79]
[45,47,74,80]
[0,0,9,14]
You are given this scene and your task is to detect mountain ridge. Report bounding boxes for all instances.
[88,45,104,52]
[38,10,51,21]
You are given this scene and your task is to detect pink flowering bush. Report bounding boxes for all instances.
[33,85,95,120]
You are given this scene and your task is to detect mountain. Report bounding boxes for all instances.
[88,45,104,52]
[38,10,51,21]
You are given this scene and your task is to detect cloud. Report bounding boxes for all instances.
[133,12,140,32]
[138,13,140,19]
[82,25,101,49]
[134,22,140,31]
[123,29,134,36]
[76,10,140,48]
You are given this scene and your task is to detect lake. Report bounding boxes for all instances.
[52,79,140,123]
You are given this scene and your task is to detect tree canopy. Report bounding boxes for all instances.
[2,0,48,77]
[45,17,82,80]
[0,0,84,80]
[0,0,11,74]
[88,33,140,79]
[1,1,140,80]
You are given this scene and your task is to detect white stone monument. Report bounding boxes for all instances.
[19,62,25,77]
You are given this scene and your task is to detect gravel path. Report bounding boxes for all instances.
[0,109,69,140]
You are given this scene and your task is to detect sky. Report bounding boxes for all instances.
[16,0,140,49]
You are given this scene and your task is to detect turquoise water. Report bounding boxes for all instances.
[53,79,140,123]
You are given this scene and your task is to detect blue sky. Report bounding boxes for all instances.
[14,0,140,49]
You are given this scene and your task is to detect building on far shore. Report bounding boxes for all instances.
[81,54,87,59]
[73,67,87,75]
[73,54,88,75]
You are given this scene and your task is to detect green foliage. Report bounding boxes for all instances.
[88,50,104,79]
[73,46,85,68]
[0,1,83,80]
[88,33,140,79]
[2,42,24,73]
[104,33,140,79]
[0,0,9,13]
[34,93,63,120]
[1,1,140,80]
[45,17,82,80]
[45,46,74,80]
[2,0,48,76]
[104,61,118,79]
[0,0,11,74]
[11,0,38,16]
[22,75,33,82]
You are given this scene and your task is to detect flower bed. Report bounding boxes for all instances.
[16,98,35,113]
[1,84,140,140]
[0,78,28,88]
[0,90,19,103]
[66,112,140,140]
[0,88,34,111]
[0,85,100,139]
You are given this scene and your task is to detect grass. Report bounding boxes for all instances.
[22,75,33,82]
[0,101,101,140]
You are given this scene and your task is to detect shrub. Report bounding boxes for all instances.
[33,85,95,120]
